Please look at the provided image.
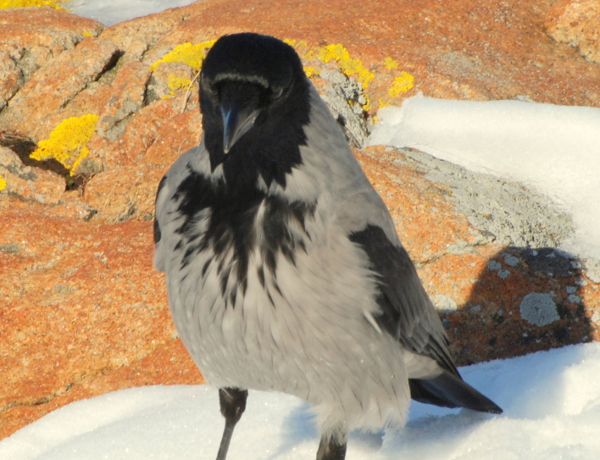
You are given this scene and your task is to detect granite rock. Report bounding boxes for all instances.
[545,0,600,64]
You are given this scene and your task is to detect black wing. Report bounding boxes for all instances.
[350,224,502,414]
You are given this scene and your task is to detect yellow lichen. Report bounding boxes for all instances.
[150,41,217,72]
[303,66,319,78]
[30,114,99,175]
[361,93,372,112]
[284,39,313,59]
[0,0,66,9]
[169,74,192,91]
[316,44,375,89]
[383,57,399,70]
[388,71,415,97]
[150,39,410,116]
[378,98,391,109]
[0,174,6,191]
[372,99,392,123]
[162,74,193,99]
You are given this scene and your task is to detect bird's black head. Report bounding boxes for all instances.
[200,33,310,189]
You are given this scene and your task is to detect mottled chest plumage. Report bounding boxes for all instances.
[171,167,317,308]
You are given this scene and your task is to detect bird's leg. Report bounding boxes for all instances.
[216,387,248,460]
[316,434,347,460]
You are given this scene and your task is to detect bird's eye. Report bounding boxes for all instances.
[270,87,284,100]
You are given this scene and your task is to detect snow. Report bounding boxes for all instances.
[369,96,600,260]
[64,0,198,26]
[2,343,600,459]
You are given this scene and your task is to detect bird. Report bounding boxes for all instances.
[153,32,502,460]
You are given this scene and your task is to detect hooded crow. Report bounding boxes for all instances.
[154,32,502,460]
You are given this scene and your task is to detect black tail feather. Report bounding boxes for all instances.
[409,372,503,414]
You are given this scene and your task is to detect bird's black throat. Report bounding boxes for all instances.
[173,166,315,305]
[201,77,311,190]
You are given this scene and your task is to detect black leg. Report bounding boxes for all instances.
[316,435,347,460]
[216,387,248,460]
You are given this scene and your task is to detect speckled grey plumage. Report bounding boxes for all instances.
[156,85,413,435]
[154,33,500,459]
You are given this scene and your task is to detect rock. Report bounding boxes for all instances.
[0,7,104,59]
[83,165,165,222]
[141,109,202,167]
[1,0,600,440]
[0,146,65,205]
[0,7,104,124]
[87,97,199,171]
[0,45,23,112]
[396,148,575,250]
[0,37,120,141]
[0,211,202,438]
[545,0,600,64]
[318,69,370,147]
[146,61,196,103]
[157,0,600,107]
[100,7,187,59]
[0,338,201,440]
[95,60,152,142]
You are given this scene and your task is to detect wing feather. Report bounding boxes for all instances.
[348,223,502,413]
[348,224,459,376]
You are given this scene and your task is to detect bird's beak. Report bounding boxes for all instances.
[221,104,259,154]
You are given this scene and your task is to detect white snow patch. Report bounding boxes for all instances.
[65,0,199,26]
[2,343,600,459]
[369,96,600,260]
